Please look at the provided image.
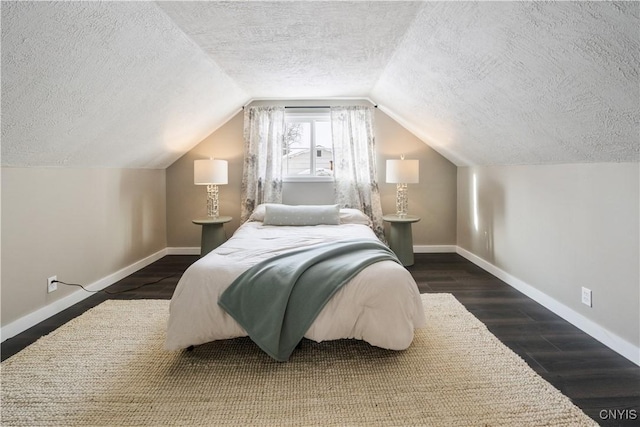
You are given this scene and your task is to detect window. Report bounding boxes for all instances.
[283,109,333,181]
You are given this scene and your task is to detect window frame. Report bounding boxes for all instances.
[282,109,333,183]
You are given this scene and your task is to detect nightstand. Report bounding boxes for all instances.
[382,214,420,266]
[192,216,232,256]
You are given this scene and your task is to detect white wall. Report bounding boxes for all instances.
[457,163,639,359]
[1,167,167,330]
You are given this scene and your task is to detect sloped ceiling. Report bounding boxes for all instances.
[1,1,638,168]
[1,1,249,168]
[371,1,640,165]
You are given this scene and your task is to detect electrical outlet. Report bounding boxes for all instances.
[581,287,592,307]
[47,276,57,293]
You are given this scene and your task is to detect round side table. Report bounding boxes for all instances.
[192,216,232,257]
[382,214,421,266]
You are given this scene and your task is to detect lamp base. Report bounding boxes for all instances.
[207,184,220,219]
[396,183,408,217]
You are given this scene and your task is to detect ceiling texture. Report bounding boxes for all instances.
[1,1,638,168]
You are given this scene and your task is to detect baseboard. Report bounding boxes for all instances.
[1,248,168,342]
[5,244,638,367]
[414,245,457,253]
[166,247,201,255]
[455,246,640,366]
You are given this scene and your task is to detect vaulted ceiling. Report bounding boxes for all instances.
[2,1,638,168]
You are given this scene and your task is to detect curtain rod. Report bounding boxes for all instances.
[242,105,378,109]
[286,105,378,109]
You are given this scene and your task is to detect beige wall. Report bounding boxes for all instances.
[166,111,245,248]
[375,110,457,246]
[166,102,457,247]
[1,167,167,325]
[457,163,640,347]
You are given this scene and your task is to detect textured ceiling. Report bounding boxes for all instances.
[157,1,423,99]
[371,1,640,165]
[1,1,249,168]
[1,1,638,168]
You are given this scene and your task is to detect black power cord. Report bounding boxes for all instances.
[53,274,176,295]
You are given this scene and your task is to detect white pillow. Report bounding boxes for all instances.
[247,203,275,222]
[263,204,341,226]
[339,208,372,225]
[250,204,371,226]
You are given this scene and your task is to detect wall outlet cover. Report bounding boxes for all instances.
[47,276,57,293]
[581,287,592,307]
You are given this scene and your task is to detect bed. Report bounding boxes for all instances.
[165,204,426,360]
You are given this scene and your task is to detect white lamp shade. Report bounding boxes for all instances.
[386,159,419,184]
[194,159,228,185]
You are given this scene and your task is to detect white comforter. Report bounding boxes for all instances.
[165,221,426,351]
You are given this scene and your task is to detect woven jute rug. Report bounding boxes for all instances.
[1,294,596,426]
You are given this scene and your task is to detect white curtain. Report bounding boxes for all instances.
[241,106,286,222]
[331,106,385,240]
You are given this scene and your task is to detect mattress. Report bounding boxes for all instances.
[165,220,426,352]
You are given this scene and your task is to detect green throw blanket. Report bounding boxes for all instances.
[218,239,400,361]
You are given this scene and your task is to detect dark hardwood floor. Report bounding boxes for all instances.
[409,254,640,427]
[2,253,638,426]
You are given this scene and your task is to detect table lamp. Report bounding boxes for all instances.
[194,158,228,219]
[386,156,419,217]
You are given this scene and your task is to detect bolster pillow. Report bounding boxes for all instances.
[263,204,341,226]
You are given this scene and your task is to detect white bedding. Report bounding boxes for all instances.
[165,221,426,352]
